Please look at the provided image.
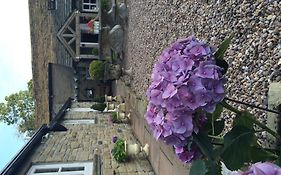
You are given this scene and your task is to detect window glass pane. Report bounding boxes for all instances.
[61,166,85,172]
[90,5,96,9]
[90,0,96,3]
[83,5,90,9]
[83,0,90,3]
[34,168,59,173]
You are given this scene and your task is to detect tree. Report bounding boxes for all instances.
[0,79,35,134]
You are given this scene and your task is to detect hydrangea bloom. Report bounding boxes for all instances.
[112,136,118,143]
[242,162,281,175]
[145,36,226,163]
[221,162,281,175]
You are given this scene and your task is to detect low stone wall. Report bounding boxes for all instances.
[116,80,190,175]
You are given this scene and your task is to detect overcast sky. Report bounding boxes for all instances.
[0,0,31,170]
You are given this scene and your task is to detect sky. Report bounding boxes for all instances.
[0,0,31,170]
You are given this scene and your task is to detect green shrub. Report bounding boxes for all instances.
[92,48,99,55]
[93,96,105,103]
[111,112,119,123]
[112,138,128,163]
[91,103,106,111]
[89,60,105,80]
[101,0,109,11]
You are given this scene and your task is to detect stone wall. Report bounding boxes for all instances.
[116,80,190,175]
[15,102,154,175]
[29,0,73,126]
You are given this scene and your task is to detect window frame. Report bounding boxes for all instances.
[26,162,93,175]
[82,0,98,12]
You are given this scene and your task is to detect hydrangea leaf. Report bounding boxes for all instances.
[276,153,281,166]
[193,131,214,160]
[214,35,234,60]
[213,120,225,136]
[233,112,254,129]
[190,160,207,175]
[205,160,221,175]
[221,126,255,170]
[215,59,228,75]
[250,147,277,163]
[205,120,225,136]
[212,104,223,121]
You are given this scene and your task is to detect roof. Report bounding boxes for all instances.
[0,98,72,175]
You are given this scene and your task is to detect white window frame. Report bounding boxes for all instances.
[26,162,93,175]
[63,119,96,125]
[82,0,99,12]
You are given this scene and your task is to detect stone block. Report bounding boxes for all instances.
[159,150,173,175]
[76,151,89,161]
[149,138,160,173]
[109,25,124,53]
[266,82,281,148]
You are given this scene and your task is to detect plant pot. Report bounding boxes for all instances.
[105,95,117,102]
[117,112,130,121]
[125,141,140,156]
[115,95,123,103]
[124,141,149,156]
[117,103,126,112]
[106,102,116,110]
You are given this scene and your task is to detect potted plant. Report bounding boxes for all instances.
[110,112,119,123]
[106,102,116,110]
[111,137,149,163]
[124,141,149,156]
[145,35,281,174]
[117,103,126,112]
[93,96,105,103]
[111,138,128,163]
[117,111,130,121]
[105,94,117,102]
[90,103,106,112]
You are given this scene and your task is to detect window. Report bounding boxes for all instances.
[48,0,57,10]
[82,0,98,12]
[27,162,93,175]
[63,119,96,125]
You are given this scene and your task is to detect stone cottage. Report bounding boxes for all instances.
[29,0,113,125]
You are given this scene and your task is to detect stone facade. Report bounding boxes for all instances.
[15,102,154,175]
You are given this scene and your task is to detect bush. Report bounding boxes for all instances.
[101,0,109,11]
[92,48,99,55]
[111,112,119,123]
[89,60,105,80]
[111,138,128,163]
[91,103,106,111]
[93,96,105,103]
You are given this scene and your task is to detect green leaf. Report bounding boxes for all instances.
[276,153,281,166]
[250,147,277,163]
[233,112,254,129]
[205,160,221,175]
[221,126,255,170]
[213,120,225,136]
[212,104,223,121]
[205,120,225,136]
[190,160,207,175]
[193,131,214,160]
[215,59,228,75]
[214,35,234,60]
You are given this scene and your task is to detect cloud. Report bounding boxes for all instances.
[0,0,32,101]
